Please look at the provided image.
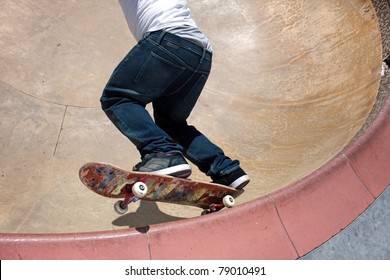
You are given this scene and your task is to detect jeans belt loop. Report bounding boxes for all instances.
[156,29,167,44]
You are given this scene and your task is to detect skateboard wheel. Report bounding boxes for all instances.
[114,200,128,214]
[132,182,148,198]
[222,195,235,208]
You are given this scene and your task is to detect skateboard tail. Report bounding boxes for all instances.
[79,162,137,198]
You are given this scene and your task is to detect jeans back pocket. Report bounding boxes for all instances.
[134,52,186,96]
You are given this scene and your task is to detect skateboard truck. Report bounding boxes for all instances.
[201,195,235,215]
[114,181,148,214]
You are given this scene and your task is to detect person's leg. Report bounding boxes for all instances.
[100,33,191,177]
[153,78,248,189]
[151,32,249,188]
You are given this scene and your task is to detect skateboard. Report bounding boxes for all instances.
[79,162,244,215]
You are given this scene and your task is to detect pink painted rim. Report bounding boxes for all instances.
[1,88,389,259]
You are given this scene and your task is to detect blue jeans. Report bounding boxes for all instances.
[100,30,240,177]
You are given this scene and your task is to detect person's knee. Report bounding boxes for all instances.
[100,88,112,110]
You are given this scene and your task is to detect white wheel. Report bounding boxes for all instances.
[132,182,148,198]
[114,200,128,214]
[222,195,235,208]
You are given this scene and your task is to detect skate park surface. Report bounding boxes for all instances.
[1,0,390,259]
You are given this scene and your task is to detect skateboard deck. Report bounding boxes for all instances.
[79,162,243,214]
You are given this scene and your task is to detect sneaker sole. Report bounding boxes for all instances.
[150,164,192,178]
[230,175,250,189]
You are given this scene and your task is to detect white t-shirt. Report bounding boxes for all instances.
[118,0,212,52]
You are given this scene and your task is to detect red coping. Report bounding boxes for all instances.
[0,90,389,260]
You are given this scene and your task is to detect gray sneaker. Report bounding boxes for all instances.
[133,152,192,178]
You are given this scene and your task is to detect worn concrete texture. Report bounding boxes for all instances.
[301,186,390,260]
[0,0,384,236]
[302,0,390,260]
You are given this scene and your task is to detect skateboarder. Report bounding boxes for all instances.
[100,0,249,189]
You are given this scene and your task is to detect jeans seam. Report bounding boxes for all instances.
[146,31,212,60]
[146,37,210,75]
[180,74,205,109]
[161,37,212,61]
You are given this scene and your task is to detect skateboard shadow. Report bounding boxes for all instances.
[112,200,185,228]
